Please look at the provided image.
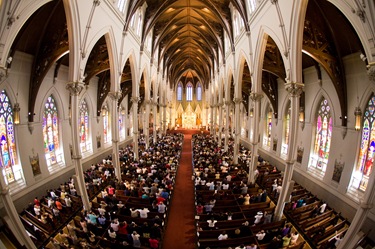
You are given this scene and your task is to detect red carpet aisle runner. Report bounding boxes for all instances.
[162,129,198,249]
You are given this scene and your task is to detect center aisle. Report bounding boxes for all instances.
[162,130,197,249]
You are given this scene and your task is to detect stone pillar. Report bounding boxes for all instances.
[0,176,37,249]
[153,101,158,144]
[131,96,140,160]
[218,102,223,146]
[248,93,263,184]
[224,101,230,152]
[144,100,151,149]
[210,104,214,136]
[274,82,303,221]
[66,82,91,211]
[108,91,122,181]
[233,98,242,165]
[205,104,209,130]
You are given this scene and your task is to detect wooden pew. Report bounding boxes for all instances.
[301,209,334,230]
[198,235,258,249]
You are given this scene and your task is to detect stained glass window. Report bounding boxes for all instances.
[197,82,202,101]
[264,107,272,147]
[354,95,375,191]
[103,107,110,144]
[79,99,90,152]
[281,103,291,155]
[119,107,125,138]
[43,95,60,166]
[311,98,332,172]
[177,82,182,101]
[0,90,18,184]
[186,82,193,101]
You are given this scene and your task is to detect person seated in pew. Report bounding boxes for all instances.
[218,230,228,240]
[263,211,272,224]
[237,195,245,205]
[244,194,251,205]
[253,211,263,226]
[235,244,246,249]
[207,217,217,230]
[282,233,292,247]
[290,231,299,245]
[319,201,327,214]
[256,230,266,241]
[247,243,258,249]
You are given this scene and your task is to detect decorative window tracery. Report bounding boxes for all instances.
[309,98,332,173]
[0,90,18,184]
[43,95,62,167]
[186,82,193,101]
[79,99,90,153]
[353,95,375,191]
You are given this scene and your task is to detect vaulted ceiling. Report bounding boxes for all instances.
[8,0,364,125]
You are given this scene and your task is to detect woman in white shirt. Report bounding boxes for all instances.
[218,231,228,240]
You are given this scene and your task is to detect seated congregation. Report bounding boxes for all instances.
[192,134,352,249]
[19,133,183,249]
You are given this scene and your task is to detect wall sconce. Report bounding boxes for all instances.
[299,107,305,123]
[13,103,20,124]
[121,109,126,115]
[354,106,362,131]
[249,108,254,117]
[101,107,107,116]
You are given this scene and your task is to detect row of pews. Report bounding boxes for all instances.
[256,163,350,249]
[19,133,184,249]
[192,136,308,249]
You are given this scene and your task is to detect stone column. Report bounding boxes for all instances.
[152,101,158,144]
[131,96,140,160]
[108,91,122,181]
[162,104,167,135]
[248,92,263,184]
[274,82,303,221]
[144,100,151,148]
[210,104,214,136]
[0,176,37,249]
[66,82,91,211]
[233,97,242,165]
[224,101,230,152]
[218,102,223,146]
[205,104,209,130]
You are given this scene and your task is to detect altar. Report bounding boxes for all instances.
[182,104,196,129]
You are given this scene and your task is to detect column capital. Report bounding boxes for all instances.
[131,96,140,103]
[145,100,152,105]
[359,201,373,210]
[108,91,122,100]
[285,82,304,97]
[233,98,243,104]
[71,155,82,160]
[66,82,85,96]
[0,185,9,195]
[270,0,277,4]
[250,92,264,102]
[112,139,119,143]
[367,63,375,82]
[224,101,231,106]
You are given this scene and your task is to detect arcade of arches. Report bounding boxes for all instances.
[0,0,375,248]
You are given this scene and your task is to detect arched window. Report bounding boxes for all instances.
[177,82,182,101]
[186,82,193,101]
[263,106,272,147]
[79,99,90,153]
[196,82,202,101]
[103,106,110,144]
[0,90,19,184]
[43,95,62,167]
[309,98,332,173]
[281,103,291,155]
[117,0,127,13]
[353,95,375,191]
[119,107,125,139]
[248,0,257,13]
